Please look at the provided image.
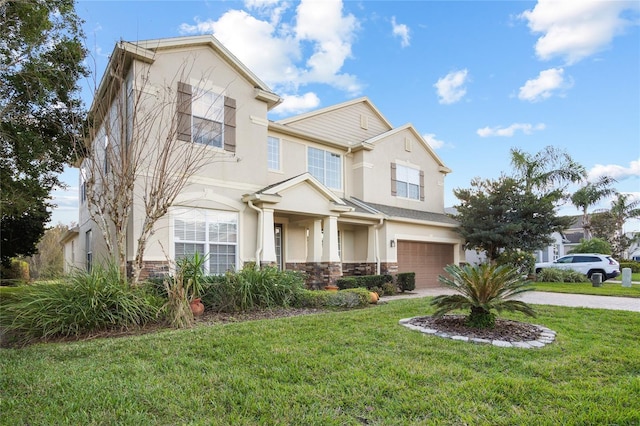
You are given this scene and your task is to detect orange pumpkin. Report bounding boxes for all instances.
[369,292,379,304]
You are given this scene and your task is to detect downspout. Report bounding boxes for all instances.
[247,200,263,269]
[343,146,352,196]
[374,217,384,275]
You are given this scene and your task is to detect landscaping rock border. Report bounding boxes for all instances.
[399,316,556,349]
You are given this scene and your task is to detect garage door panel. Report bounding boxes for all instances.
[397,241,454,289]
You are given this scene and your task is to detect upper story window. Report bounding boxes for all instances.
[177,82,236,153]
[391,163,424,201]
[267,136,280,171]
[192,90,224,148]
[308,147,342,190]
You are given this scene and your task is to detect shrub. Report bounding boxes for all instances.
[497,250,535,276]
[0,264,161,343]
[335,275,391,291]
[397,272,416,293]
[335,277,359,289]
[564,270,589,283]
[536,268,564,283]
[162,271,193,329]
[295,288,369,309]
[201,266,306,313]
[432,264,536,329]
[536,268,588,283]
[619,261,640,273]
[175,252,207,302]
[569,238,611,255]
[381,281,396,296]
[0,259,30,285]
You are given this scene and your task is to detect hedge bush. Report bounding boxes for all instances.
[619,261,640,273]
[335,274,393,291]
[296,288,370,309]
[397,272,416,292]
[536,268,588,283]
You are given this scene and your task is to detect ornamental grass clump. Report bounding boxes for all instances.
[0,264,161,343]
[431,263,536,328]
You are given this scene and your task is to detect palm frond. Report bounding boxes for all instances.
[432,263,536,320]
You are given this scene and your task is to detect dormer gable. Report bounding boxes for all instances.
[365,123,452,174]
[276,97,393,146]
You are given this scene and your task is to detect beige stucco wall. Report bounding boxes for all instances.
[356,130,447,213]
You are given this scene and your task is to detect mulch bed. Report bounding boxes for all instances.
[407,315,543,342]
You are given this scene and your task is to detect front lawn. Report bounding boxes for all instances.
[2,299,639,425]
[533,281,640,298]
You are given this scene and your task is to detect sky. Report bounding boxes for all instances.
[50,0,640,231]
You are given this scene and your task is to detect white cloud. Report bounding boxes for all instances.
[391,16,410,48]
[588,159,640,181]
[476,123,546,137]
[520,0,640,64]
[294,0,360,94]
[271,92,321,115]
[518,67,572,102]
[178,0,361,103]
[434,69,469,105]
[423,133,445,149]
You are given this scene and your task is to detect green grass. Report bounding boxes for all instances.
[2,299,639,425]
[533,281,640,298]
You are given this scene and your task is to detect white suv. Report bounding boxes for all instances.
[535,254,620,281]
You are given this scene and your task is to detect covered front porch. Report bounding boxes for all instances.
[242,174,386,288]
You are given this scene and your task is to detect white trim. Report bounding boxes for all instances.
[251,115,269,126]
[352,162,374,170]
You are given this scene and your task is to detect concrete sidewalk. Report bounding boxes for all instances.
[385,288,640,312]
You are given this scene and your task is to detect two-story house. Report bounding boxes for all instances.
[64,35,464,289]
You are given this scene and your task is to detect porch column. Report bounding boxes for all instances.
[307,220,322,262]
[366,225,377,263]
[261,208,277,264]
[322,215,340,262]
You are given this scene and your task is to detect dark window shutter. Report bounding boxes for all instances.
[177,82,192,142]
[224,96,236,153]
[391,162,397,196]
[419,170,425,201]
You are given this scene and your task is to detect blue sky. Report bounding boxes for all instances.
[51,0,640,231]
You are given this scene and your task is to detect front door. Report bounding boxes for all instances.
[274,224,283,270]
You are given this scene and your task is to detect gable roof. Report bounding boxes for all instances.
[277,97,393,129]
[365,123,452,173]
[244,173,351,212]
[133,35,275,94]
[91,35,282,120]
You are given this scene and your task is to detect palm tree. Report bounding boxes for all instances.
[571,176,617,240]
[610,193,640,237]
[431,264,536,329]
[510,146,585,195]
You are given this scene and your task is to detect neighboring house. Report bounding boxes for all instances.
[535,215,584,263]
[60,226,79,274]
[64,35,464,289]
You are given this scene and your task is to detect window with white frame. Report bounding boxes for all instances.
[396,164,420,200]
[192,89,224,148]
[267,136,280,170]
[174,208,238,275]
[308,147,342,189]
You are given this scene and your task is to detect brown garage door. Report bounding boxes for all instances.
[397,241,454,289]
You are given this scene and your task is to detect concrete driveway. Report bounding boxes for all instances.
[387,288,640,313]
